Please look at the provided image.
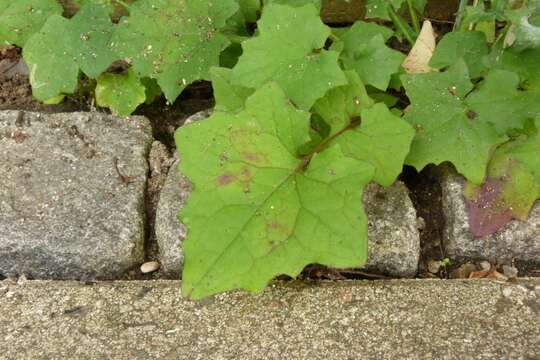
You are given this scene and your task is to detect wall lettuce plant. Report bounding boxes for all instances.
[3,0,540,298]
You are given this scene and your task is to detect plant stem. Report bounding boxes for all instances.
[468,0,479,31]
[454,0,469,30]
[388,5,416,46]
[297,117,361,172]
[407,0,421,33]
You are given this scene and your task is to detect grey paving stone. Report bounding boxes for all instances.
[155,157,189,276]
[156,111,420,277]
[363,181,420,277]
[0,111,153,279]
[0,278,538,359]
[440,165,540,265]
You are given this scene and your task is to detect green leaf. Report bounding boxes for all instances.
[466,70,540,134]
[95,69,146,116]
[0,0,62,46]
[365,0,425,20]
[112,0,238,102]
[23,16,80,101]
[334,103,414,186]
[311,70,414,184]
[23,4,118,101]
[238,0,261,22]
[402,62,507,184]
[339,33,405,90]
[176,83,380,299]
[266,0,322,10]
[230,3,346,109]
[490,47,540,90]
[313,70,374,137]
[366,0,405,20]
[511,118,540,183]
[506,2,540,51]
[464,133,540,237]
[210,67,254,113]
[66,3,118,78]
[141,77,162,104]
[335,20,394,46]
[76,0,115,13]
[429,31,489,79]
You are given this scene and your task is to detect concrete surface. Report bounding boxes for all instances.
[0,111,152,279]
[440,165,540,265]
[0,279,538,359]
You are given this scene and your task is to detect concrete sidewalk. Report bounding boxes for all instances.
[1,279,538,359]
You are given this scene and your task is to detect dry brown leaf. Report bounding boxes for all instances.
[450,262,477,279]
[402,20,437,74]
[469,270,490,278]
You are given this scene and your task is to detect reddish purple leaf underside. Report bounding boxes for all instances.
[466,177,514,238]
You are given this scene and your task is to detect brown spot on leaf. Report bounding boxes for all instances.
[216,172,236,186]
[215,166,253,190]
[241,151,267,164]
[467,110,477,120]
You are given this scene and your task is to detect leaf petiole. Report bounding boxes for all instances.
[388,5,416,46]
[298,117,361,171]
[406,0,421,33]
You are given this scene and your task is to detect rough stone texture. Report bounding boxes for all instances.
[145,141,175,261]
[155,157,190,275]
[0,279,538,359]
[156,110,420,277]
[440,165,540,265]
[154,109,215,276]
[0,111,153,279]
[363,182,420,277]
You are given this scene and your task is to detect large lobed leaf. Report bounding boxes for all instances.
[401,62,540,184]
[23,3,118,101]
[95,69,146,116]
[0,0,62,47]
[176,81,413,299]
[230,3,346,110]
[112,0,238,102]
[465,121,540,237]
[429,31,489,79]
[334,21,405,91]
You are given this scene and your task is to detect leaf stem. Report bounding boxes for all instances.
[454,0,469,31]
[388,5,416,46]
[406,0,421,33]
[468,0,479,31]
[297,117,361,171]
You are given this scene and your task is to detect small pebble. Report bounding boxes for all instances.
[16,274,27,285]
[140,261,160,274]
[502,287,513,298]
[427,260,441,274]
[479,261,491,272]
[416,217,426,230]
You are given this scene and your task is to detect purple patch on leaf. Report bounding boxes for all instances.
[466,178,514,238]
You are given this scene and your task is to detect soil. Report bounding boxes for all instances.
[400,165,446,272]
